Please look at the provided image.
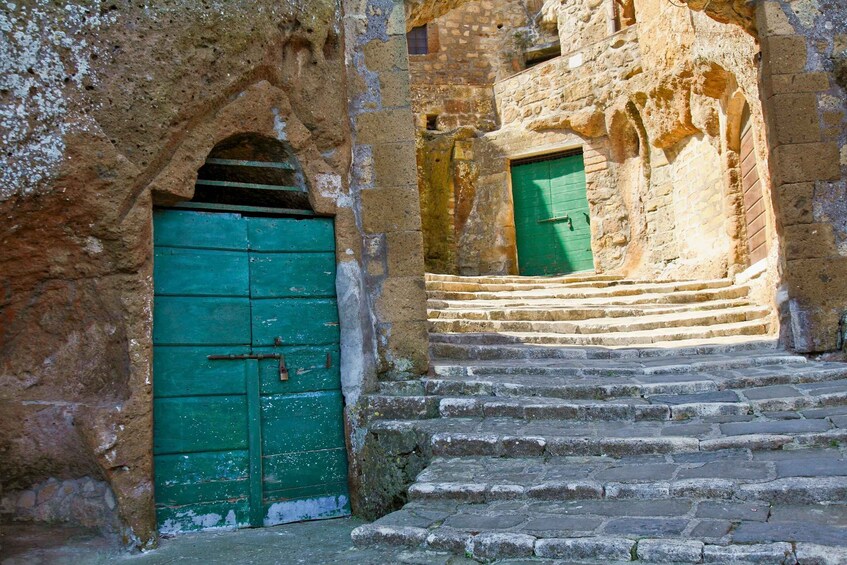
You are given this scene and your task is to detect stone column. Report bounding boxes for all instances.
[757,1,847,352]
[342,0,430,377]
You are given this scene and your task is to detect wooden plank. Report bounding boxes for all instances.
[254,346,341,395]
[745,198,766,224]
[260,391,346,455]
[153,345,248,398]
[263,493,350,526]
[251,298,339,346]
[154,450,249,505]
[205,158,295,170]
[153,209,248,250]
[264,482,350,504]
[153,395,248,455]
[245,358,264,528]
[156,499,249,533]
[195,179,302,192]
[153,297,251,345]
[249,252,336,298]
[170,202,316,217]
[747,210,767,237]
[749,240,768,264]
[262,448,348,495]
[154,248,249,297]
[247,217,334,252]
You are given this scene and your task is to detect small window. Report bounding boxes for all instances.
[426,114,438,130]
[407,25,429,55]
[612,0,636,32]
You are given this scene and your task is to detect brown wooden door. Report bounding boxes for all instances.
[740,110,767,265]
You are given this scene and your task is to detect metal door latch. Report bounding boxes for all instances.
[208,353,289,381]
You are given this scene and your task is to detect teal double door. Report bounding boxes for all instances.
[152,209,349,533]
[510,152,594,275]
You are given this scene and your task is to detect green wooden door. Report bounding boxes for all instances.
[510,153,594,275]
[152,209,349,534]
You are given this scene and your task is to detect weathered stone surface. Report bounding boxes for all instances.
[534,537,634,561]
[637,538,705,563]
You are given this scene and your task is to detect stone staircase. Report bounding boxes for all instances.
[353,274,847,564]
[426,273,771,348]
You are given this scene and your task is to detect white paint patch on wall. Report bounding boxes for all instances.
[272,108,288,140]
[316,172,352,208]
[336,260,367,406]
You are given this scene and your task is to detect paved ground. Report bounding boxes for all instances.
[0,519,478,565]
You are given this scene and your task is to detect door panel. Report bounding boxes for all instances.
[153,210,248,250]
[153,209,349,533]
[260,391,347,455]
[256,346,341,395]
[511,153,594,275]
[154,451,250,505]
[153,297,251,345]
[251,298,340,346]
[249,252,336,298]
[154,248,249,296]
[153,346,249,398]
[247,217,335,252]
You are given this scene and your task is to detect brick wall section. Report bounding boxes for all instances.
[494,26,641,127]
[408,0,534,86]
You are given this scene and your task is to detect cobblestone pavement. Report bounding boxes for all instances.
[1,519,480,565]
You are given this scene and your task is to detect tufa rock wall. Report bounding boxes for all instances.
[2,0,429,545]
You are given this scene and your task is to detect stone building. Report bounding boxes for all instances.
[1,0,846,555]
[410,0,847,354]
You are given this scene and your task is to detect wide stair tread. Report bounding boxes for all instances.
[426,279,738,301]
[355,497,847,563]
[428,319,772,347]
[428,285,752,310]
[429,334,781,360]
[409,448,847,504]
[429,304,770,335]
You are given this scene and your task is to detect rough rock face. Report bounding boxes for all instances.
[2,0,429,547]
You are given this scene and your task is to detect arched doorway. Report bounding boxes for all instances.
[152,134,349,533]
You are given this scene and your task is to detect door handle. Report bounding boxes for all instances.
[208,353,289,381]
[538,215,573,229]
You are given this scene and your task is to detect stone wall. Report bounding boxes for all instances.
[0,477,121,534]
[753,0,847,352]
[1,0,428,546]
[413,0,778,282]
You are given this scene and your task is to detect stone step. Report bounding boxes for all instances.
[425,272,624,285]
[382,361,845,398]
[428,319,771,347]
[430,350,810,378]
[409,449,847,505]
[427,285,752,310]
[422,363,847,401]
[352,498,847,563]
[364,376,847,422]
[369,413,847,459]
[426,279,737,302]
[428,334,780,360]
[429,305,771,336]
[427,297,752,322]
